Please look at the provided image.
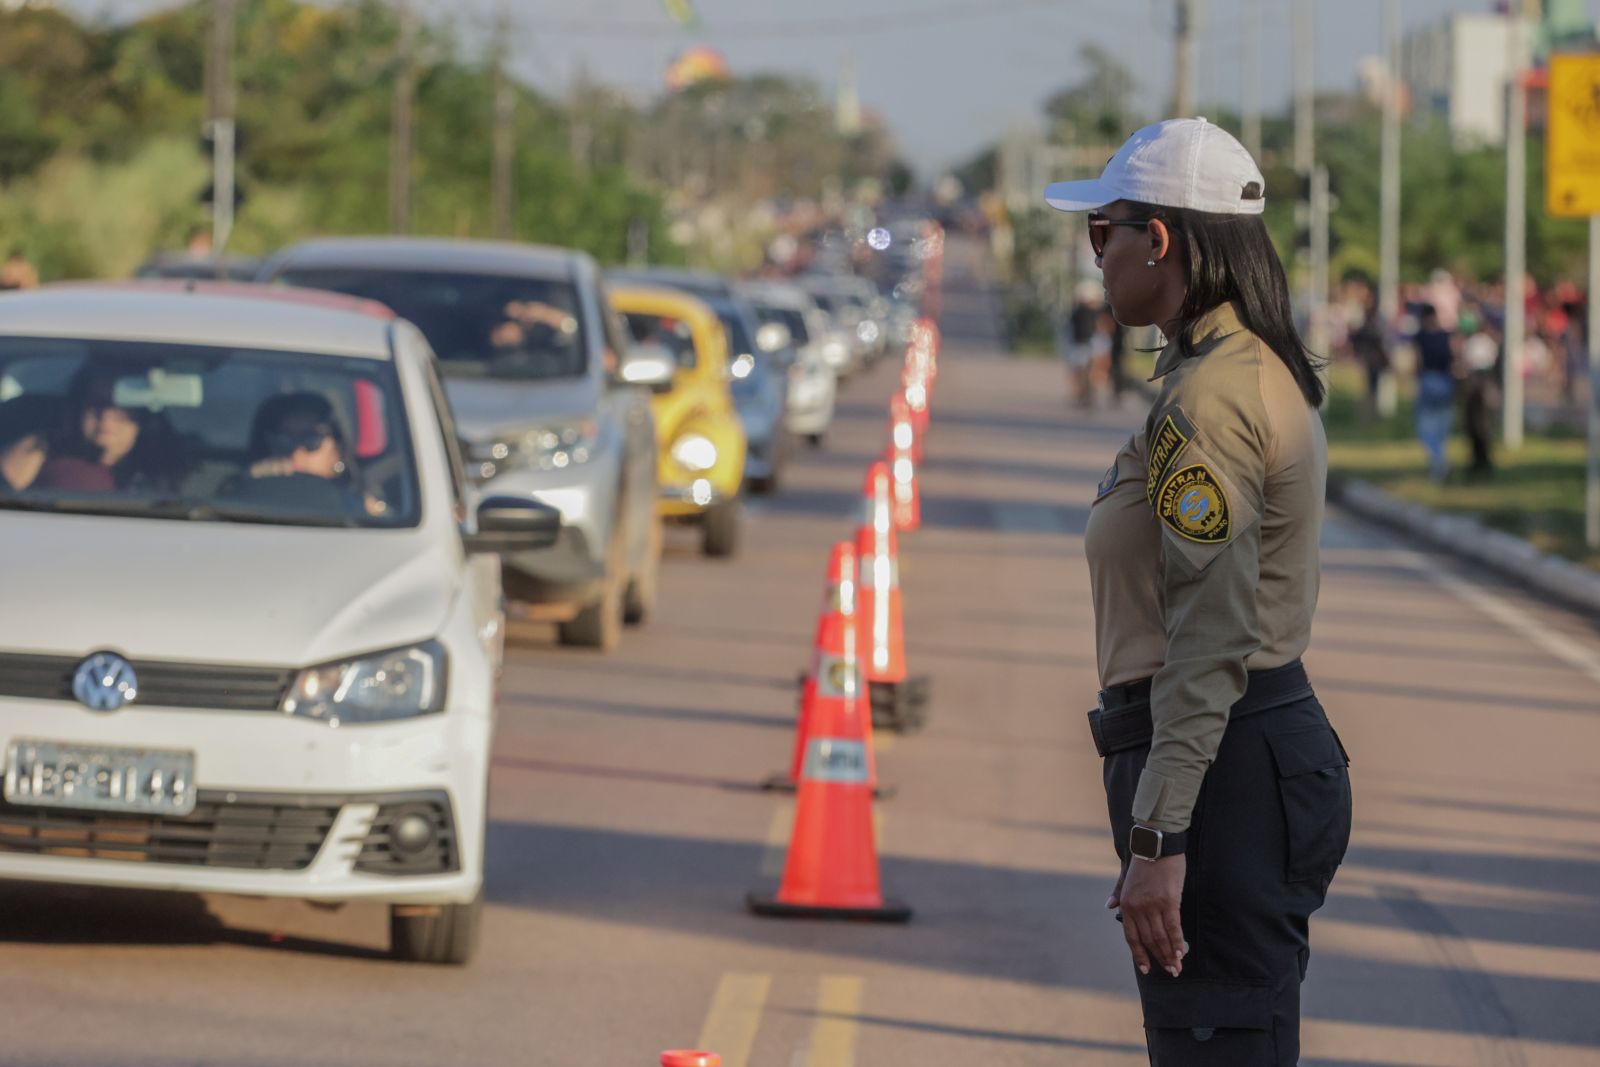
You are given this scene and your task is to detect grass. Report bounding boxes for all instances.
[1320,362,1597,571]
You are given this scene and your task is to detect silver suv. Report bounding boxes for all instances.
[263,239,662,652]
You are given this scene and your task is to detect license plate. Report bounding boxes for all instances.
[3,740,197,817]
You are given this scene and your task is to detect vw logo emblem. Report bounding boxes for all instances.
[72,653,139,712]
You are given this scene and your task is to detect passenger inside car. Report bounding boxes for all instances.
[36,371,185,493]
[0,394,56,492]
[229,391,373,519]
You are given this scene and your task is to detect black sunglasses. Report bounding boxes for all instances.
[1086,211,1165,258]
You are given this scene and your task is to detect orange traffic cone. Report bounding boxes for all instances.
[857,463,931,734]
[886,396,921,533]
[763,542,889,798]
[661,1053,720,1067]
[747,544,911,923]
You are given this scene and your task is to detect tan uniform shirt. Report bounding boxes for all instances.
[1084,302,1327,833]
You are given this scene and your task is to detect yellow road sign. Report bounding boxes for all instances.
[1546,54,1600,218]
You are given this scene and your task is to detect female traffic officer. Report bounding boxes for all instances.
[1047,118,1352,1064]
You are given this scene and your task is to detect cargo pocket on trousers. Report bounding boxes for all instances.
[1141,980,1276,1066]
[1266,725,1352,885]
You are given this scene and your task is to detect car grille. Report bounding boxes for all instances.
[0,791,338,870]
[0,653,292,712]
[354,795,458,876]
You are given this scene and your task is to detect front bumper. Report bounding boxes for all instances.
[0,699,488,905]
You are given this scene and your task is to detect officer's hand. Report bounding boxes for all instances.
[1119,853,1187,978]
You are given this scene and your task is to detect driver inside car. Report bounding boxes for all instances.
[232,392,385,519]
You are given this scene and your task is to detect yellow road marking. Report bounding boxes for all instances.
[760,803,793,878]
[805,976,864,1067]
[695,973,771,1067]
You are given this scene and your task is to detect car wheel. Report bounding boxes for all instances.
[702,499,742,558]
[805,432,825,449]
[747,473,777,496]
[559,530,625,651]
[623,517,662,626]
[390,891,482,966]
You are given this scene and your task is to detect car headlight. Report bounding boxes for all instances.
[820,339,850,367]
[671,434,718,473]
[469,420,600,479]
[282,642,447,726]
[856,321,881,345]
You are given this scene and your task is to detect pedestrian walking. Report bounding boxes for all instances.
[1412,304,1457,483]
[1063,280,1104,407]
[1046,118,1351,1065]
[1460,322,1499,477]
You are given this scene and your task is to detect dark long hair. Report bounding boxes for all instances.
[1128,201,1326,408]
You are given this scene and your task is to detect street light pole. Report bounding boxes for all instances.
[205,0,237,255]
[1587,215,1599,549]
[1503,8,1527,450]
[1174,0,1197,118]
[1242,0,1261,158]
[390,0,418,235]
[1379,0,1401,329]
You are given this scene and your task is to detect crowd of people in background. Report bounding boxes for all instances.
[1330,268,1589,483]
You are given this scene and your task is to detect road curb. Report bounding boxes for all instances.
[1327,474,1600,620]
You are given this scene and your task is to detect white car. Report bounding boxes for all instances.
[737,280,840,445]
[0,284,556,965]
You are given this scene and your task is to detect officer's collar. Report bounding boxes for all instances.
[1149,301,1245,381]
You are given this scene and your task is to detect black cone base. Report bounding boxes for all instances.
[746,891,913,923]
[870,676,932,734]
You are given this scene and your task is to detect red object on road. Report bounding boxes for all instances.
[886,396,921,533]
[855,463,907,686]
[747,537,909,923]
[661,1052,720,1067]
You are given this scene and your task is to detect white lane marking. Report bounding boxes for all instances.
[1391,548,1600,687]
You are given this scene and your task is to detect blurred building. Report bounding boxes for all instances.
[1400,1,1596,147]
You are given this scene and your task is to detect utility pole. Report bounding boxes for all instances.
[1503,6,1528,450]
[205,0,238,255]
[1294,0,1317,346]
[1242,0,1261,158]
[389,0,418,235]
[1174,0,1197,117]
[490,3,514,240]
[1379,0,1401,329]
[1309,165,1332,362]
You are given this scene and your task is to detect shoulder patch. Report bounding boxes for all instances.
[1096,462,1119,499]
[1155,463,1231,543]
[1145,408,1198,505]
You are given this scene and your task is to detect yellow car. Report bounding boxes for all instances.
[610,285,747,557]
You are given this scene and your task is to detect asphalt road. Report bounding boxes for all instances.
[2,239,1598,1066]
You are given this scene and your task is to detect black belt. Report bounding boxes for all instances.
[1088,660,1314,758]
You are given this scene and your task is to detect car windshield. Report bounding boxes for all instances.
[713,308,766,399]
[622,311,697,374]
[754,305,810,346]
[278,268,587,382]
[0,336,419,529]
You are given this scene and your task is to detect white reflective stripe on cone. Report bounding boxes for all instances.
[802,739,870,784]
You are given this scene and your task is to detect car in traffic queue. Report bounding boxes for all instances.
[736,279,839,448]
[703,294,793,496]
[0,283,559,965]
[262,239,665,653]
[609,284,746,558]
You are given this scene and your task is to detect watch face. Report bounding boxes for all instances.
[1130,825,1161,859]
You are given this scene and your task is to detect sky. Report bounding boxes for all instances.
[65,0,1600,175]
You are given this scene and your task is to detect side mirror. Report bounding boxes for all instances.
[618,343,676,393]
[464,496,561,555]
[755,322,792,354]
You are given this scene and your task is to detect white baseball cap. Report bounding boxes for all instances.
[1043,117,1266,216]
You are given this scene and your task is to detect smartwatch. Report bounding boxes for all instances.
[1129,824,1188,862]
